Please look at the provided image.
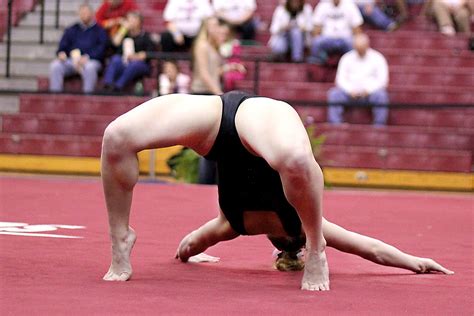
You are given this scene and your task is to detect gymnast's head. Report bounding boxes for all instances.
[268,235,306,271]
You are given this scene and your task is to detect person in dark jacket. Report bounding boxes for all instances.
[49,4,108,93]
[103,11,156,92]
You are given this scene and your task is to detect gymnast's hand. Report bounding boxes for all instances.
[175,249,220,263]
[414,258,454,275]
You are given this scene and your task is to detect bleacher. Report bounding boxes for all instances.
[0,0,473,190]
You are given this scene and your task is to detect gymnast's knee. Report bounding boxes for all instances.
[275,145,317,178]
[101,120,135,162]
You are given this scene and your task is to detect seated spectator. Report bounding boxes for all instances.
[309,0,363,65]
[354,0,398,31]
[428,0,472,36]
[213,0,257,40]
[268,0,313,62]
[159,60,190,95]
[49,4,108,94]
[220,23,246,91]
[161,0,214,52]
[103,12,156,92]
[327,33,389,126]
[95,0,138,37]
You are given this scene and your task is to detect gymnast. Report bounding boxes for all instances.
[101,91,453,291]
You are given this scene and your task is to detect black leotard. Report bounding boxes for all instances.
[204,91,302,237]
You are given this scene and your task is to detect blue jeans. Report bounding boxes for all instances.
[269,26,305,62]
[103,55,150,90]
[327,87,389,125]
[358,5,395,31]
[309,36,353,64]
[49,58,102,93]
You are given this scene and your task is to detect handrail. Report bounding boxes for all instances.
[39,0,45,44]
[5,0,14,77]
[2,46,473,109]
[55,0,60,29]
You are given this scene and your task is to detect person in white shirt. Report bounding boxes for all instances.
[353,0,397,31]
[213,0,257,40]
[159,60,190,95]
[327,33,389,125]
[268,0,313,62]
[161,0,213,52]
[309,0,363,64]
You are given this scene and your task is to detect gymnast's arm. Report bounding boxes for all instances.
[322,219,454,274]
[176,211,239,262]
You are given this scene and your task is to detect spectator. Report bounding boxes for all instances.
[268,0,313,62]
[95,0,138,37]
[191,17,244,184]
[220,23,246,91]
[354,0,398,31]
[213,0,257,40]
[191,17,226,95]
[49,4,108,94]
[161,0,214,52]
[159,60,191,95]
[308,0,363,65]
[103,12,156,92]
[327,33,389,126]
[429,0,472,36]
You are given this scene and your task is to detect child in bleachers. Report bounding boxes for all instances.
[159,60,191,95]
[268,0,313,62]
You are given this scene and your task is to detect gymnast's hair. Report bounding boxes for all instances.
[268,235,306,271]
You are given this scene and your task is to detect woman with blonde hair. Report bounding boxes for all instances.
[191,17,246,184]
[191,17,245,95]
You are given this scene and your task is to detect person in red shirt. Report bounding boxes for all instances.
[95,0,138,37]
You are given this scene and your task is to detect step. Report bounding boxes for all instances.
[244,63,474,87]
[19,12,76,28]
[5,26,63,42]
[0,132,102,157]
[19,93,148,116]
[1,112,114,136]
[297,105,474,129]
[237,81,474,104]
[0,95,20,114]
[0,76,37,90]
[36,0,102,12]
[320,145,472,172]
[314,124,473,151]
[0,59,49,76]
[0,43,57,59]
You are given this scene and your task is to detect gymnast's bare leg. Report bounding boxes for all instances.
[235,98,329,291]
[101,94,222,281]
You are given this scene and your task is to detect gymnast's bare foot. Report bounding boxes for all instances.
[414,258,454,275]
[301,249,330,291]
[103,227,136,281]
